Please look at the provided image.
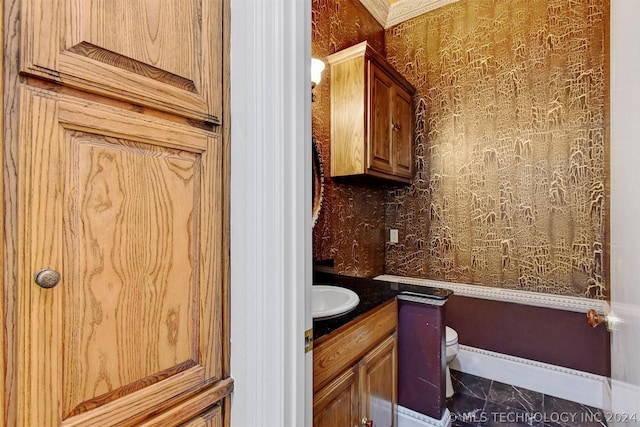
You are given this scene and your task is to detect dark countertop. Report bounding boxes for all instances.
[313,271,453,341]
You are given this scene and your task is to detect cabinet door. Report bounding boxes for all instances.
[392,88,413,179]
[313,367,360,427]
[21,0,223,123]
[360,334,397,427]
[368,63,394,175]
[16,87,225,426]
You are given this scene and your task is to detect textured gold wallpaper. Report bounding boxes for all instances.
[312,0,387,277]
[384,0,608,298]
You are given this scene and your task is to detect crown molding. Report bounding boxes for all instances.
[359,0,390,28]
[359,0,460,29]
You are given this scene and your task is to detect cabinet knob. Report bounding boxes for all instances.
[34,269,61,289]
[391,123,401,131]
[362,417,373,427]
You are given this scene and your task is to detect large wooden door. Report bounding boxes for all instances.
[5,1,230,425]
[16,87,229,426]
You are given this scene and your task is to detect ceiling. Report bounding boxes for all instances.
[359,0,459,28]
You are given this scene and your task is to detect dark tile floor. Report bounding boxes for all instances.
[447,370,608,427]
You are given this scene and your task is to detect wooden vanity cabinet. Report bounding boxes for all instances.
[327,42,415,184]
[313,299,398,427]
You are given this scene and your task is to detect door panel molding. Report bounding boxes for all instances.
[17,87,224,426]
[21,0,221,123]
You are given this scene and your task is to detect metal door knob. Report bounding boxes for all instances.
[587,308,619,332]
[34,269,61,289]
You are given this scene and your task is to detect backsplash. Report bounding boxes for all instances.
[384,0,608,298]
[312,0,608,299]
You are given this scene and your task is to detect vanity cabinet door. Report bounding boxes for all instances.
[313,333,398,427]
[360,334,398,427]
[313,367,360,427]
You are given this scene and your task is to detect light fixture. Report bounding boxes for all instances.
[311,57,325,101]
[311,57,325,87]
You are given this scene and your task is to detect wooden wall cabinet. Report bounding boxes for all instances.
[327,42,415,184]
[3,1,231,425]
[313,300,398,427]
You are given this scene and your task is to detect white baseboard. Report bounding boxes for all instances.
[397,406,451,427]
[451,345,608,410]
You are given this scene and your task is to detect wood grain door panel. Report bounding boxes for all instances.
[313,367,359,427]
[393,89,413,178]
[360,334,397,427]
[62,132,199,418]
[177,404,222,427]
[368,64,393,174]
[21,0,222,123]
[17,87,223,426]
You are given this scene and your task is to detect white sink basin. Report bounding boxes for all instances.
[312,285,360,319]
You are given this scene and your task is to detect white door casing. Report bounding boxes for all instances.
[229,0,312,426]
[228,1,640,425]
[609,0,640,418]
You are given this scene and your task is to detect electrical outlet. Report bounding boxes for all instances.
[390,229,399,244]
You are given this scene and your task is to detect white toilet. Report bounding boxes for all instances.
[445,326,459,398]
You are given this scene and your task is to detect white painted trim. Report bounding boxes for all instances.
[230,0,311,426]
[387,0,460,28]
[397,406,452,427]
[376,275,606,314]
[359,0,460,29]
[611,380,640,415]
[609,0,640,420]
[451,345,608,410]
[397,294,447,306]
[359,0,390,28]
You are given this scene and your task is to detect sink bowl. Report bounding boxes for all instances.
[312,285,360,319]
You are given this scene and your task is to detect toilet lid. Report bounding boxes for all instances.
[445,326,458,345]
